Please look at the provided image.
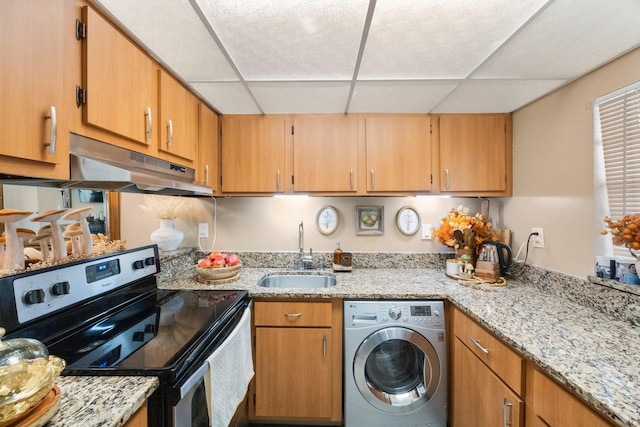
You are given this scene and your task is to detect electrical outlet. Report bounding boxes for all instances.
[198,223,209,238]
[421,224,433,240]
[531,227,544,248]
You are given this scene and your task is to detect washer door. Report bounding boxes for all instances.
[353,327,441,414]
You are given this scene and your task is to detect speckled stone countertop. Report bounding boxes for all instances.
[159,265,640,427]
[49,376,158,427]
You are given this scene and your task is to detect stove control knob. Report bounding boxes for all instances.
[145,324,156,334]
[144,257,155,266]
[51,281,70,296]
[24,289,45,305]
[133,260,145,270]
[388,306,402,320]
[132,331,145,342]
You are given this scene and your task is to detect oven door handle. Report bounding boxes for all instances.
[179,361,209,400]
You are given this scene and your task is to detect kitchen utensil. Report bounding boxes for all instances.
[477,242,512,276]
[453,229,465,247]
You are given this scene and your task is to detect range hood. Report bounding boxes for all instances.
[2,134,213,196]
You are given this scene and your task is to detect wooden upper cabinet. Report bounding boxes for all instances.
[197,104,219,192]
[292,116,359,192]
[220,116,286,193]
[438,114,511,194]
[0,1,68,177]
[82,6,156,148]
[365,115,432,192]
[158,70,198,163]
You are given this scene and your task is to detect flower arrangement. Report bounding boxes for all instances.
[434,205,495,249]
[602,214,640,256]
[139,195,189,220]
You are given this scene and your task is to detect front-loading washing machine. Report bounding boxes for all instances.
[344,300,447,427]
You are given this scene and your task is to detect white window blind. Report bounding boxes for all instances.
[596,82,640,257]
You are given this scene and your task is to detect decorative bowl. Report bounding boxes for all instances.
[195,262,241,281]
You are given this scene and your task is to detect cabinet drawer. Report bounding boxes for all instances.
[452,307,524,395]
[254,301,332,327]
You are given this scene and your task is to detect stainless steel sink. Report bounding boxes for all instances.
[257,274,336,288]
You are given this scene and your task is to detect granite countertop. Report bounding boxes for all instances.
[49,376,158,427]
[160,267,640,427]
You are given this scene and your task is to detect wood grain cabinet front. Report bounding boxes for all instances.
[82,6,156,150]
[0,0,69,179]
[436,113,512,196]
[364,115,432,193]
[196,103,219,192]
[251,300,342,423]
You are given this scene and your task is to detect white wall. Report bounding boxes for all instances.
[121,194,490,255]
[504,47,640,278]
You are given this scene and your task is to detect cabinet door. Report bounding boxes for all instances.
[365,116,431,192]
[158,70,198,162]
[0,1,66,169]
[255,327,333,419]
[451,338,523,427]
[83,6,155,148]
[292,116,358,192]
[196,104,219,191]
[527,365,613,427]
[221,116,286,193]
[439,114,508,192]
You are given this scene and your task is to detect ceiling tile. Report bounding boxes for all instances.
[349,81,459,113]
[195,0,369,80]
[248,82,352,114]
[432,79,568,113]
[358,0,549,79]
[190,82,262,114]
[474,0,640,79]
[91,0,238,81]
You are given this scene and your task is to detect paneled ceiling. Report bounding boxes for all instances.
[90,0,640,115]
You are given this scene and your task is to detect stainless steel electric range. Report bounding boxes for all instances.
[0,245,250,427]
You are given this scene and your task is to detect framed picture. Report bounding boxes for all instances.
[356,206,384,235]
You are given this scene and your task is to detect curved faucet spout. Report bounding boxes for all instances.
[299,220,304,255]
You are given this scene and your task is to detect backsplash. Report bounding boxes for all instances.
[157,248,640,325]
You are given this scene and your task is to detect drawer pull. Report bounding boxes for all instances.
[44,106,57,155]
[322,334,327,356]
[470,337,490,354]
[285,313,302,318]
[503,397,513,427]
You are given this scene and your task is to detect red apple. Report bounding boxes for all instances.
[199,258,213,268]
[226,254,240,266]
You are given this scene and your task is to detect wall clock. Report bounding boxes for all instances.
[396,206,420,236]
[316,205,339,235]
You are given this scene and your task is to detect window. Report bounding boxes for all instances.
[594,81,640,258]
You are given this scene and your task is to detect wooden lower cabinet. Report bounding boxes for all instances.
[452,338,524,427]
[123,401,147,427]
[525,363,614,427]
[250,299,342,423]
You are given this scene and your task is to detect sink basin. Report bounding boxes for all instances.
[257,274,336,288]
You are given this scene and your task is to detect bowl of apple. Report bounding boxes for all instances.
[196,251,241,282]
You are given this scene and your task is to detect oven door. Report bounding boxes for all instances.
[173,362,211,427]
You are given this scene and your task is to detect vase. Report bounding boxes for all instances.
[150,219,184,251]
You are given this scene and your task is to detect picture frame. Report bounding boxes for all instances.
[356,206,384,235]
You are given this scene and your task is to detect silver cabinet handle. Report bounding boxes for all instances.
[445,168,450,190]
[204,164,209,187]
[370,168,375,190]
[350,168,354,190]
[44,106,57,155]
[503,397,513,427]
[323,334,327,357]
[167,119,173,148]
[276,170,281,191]
[470,337,489,354]
[145,107,153,140]
[285,312,302,318]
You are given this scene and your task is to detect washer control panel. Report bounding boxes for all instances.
[345,300,445,329]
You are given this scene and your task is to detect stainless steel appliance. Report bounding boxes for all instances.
[344,300,447,427]
[0,245,250,427]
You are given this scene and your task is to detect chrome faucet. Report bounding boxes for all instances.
[298,221,314,269]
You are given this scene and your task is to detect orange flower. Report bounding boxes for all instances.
[433,206,495,249]
[602,214,640,254]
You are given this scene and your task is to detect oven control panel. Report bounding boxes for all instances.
[12,246,159,324]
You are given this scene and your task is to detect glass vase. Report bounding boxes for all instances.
[150,219,184,251]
